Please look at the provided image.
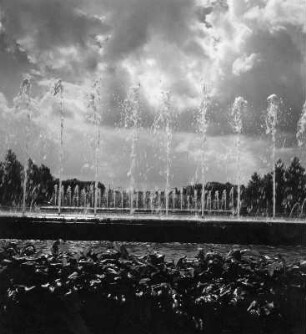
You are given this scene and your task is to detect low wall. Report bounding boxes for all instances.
[0,214,305,245]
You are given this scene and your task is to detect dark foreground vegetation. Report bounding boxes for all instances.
[0,242,305,333]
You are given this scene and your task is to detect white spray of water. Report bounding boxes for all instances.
[152,90,173,215]
[15,76,32,214]
[196,83,210,217]
[297,100,306,148]
[87,79,102,215]
[53,79,64,215]
[266,94,279,218]
[230,96,247,218]
[122,84,141,214]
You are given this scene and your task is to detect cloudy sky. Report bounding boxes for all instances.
[0,0,305,189]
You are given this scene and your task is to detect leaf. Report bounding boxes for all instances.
[139,278,151,285]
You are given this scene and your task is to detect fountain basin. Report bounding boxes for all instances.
[0,212,305,245]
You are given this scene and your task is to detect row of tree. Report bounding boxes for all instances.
[0,150,104,209]
[0,149,306,216]
[244,157,306,216]
[0,150,54,207]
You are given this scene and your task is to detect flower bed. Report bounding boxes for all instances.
[0,242,305,334]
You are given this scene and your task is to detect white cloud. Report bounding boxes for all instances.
[0,0,305,188]
[232,53,261,76]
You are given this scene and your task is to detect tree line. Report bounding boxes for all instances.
[1,149,306,216]
[244,157,306,216]
[0,150,105,209]
[177,158,306,217]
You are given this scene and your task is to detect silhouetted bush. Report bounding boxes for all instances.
[0,242,305,333]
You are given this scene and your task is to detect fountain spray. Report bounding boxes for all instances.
[16,77,32,215]
[152,90,172,215]
[297,100,306,149]
[164,92,172,216]
[123,84,141,214]
[196,84,210,217]
[87,80,102,216]
[266,94,279,218]
[296,100,306,214]
[53,80,64,215]
[230,97,247,218]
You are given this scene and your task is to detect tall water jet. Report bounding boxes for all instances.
[196,84,210,217]
[229,187,234,213]
[207,190,212,212]
[194,188,198,214]
[230,97,247,218]
[15,77,32,214]
[297,100,306,149]
[53,80,64,215]
[152,90,173,215]
[266,94,279,218]
[122,84,141,214]
[180,188,183,211]
[172,190,176,211]
[87,79,102,215]
[222,189,227,210]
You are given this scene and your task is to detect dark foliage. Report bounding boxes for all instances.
[0,150,23,206]
[0,150,105,208]
[0,243,305,333]
[61,179,105,193]
[244,158,306,216]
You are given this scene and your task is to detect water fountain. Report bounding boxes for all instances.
[105,188,109,209]
[214,190,219,211]
[230,97,247,218]
[266,94,280,218]
[52,79,65,215]
[15,77,32,215]
[297,100,306,150]
[2,79,306,248]
[120,190,124,210]
[1,74,304,225]
[87,79,102,215]
[122,84,141,214]
[180,188,184,211]
[152,90,173,215]
[66,186,72,206]
[222,189,227,210]
[172,189,176,212]
[207,190,212,212]
[74,185,80,207]
[196,84,210,217]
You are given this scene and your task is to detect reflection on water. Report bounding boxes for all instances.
[1,239,306,264]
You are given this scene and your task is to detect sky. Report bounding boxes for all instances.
[0,0,305,190]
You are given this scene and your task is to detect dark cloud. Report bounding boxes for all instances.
[96,0,197,62]
[0,0,305,139]
[0,32,32,99]
[0,0,109,49]
[0,0,110,80]
[201,0,306,137]
[216,29,305,132]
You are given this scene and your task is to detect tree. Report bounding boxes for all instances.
[245,160,287,216]
[283,157,306,214]
[26,159,54,206]
[275,159,286,215]
[37,164,54,204]
[0,150,23,206]
[245,172,263,214]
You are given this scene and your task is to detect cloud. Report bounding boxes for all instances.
[0,0,306,187]
[232,53,261,76]
[0,0,110,81]
[198,0,306,135]
[1,0,304,132]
